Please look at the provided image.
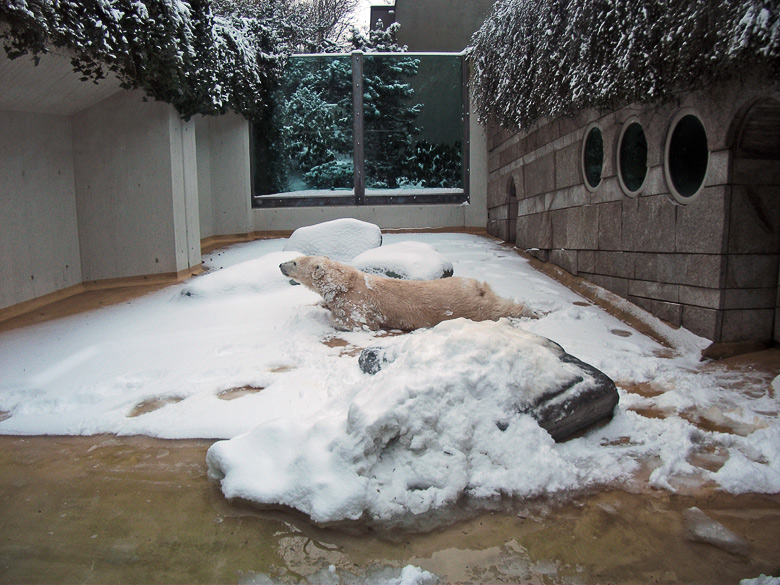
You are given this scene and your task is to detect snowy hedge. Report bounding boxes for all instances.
[470,0,780,130]
[0,0,282,120]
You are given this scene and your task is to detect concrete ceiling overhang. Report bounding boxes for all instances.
[0,49,124,116]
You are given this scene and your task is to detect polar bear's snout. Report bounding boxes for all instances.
[279,260,296,277]
[280,259,304,286]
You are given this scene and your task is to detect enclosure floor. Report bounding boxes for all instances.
[0,285,170,333]
[2,239,780,583]
[1,434,779,584]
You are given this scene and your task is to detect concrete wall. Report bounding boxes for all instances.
[195,117,215,238]
[254,203,469,232]
[487,77,780,345]
[170,113,201,271]
[1,49,207,313]
[204,113,252,237]
[72,89,201,281]
[394,0,494,52]
[0,111,82,307]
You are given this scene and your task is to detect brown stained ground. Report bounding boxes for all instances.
[217,386,265,401]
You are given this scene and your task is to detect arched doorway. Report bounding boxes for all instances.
[727,96,780,344]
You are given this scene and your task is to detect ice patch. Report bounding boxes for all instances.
[742,577,780,585]
[683,506,750,555]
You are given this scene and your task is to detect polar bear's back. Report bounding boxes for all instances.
[360,273,525,330]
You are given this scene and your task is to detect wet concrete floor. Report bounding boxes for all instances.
[1,434,779,584]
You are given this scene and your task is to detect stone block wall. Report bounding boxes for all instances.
[486,78,780,345]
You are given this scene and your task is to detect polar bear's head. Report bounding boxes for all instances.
[279,255,353,298]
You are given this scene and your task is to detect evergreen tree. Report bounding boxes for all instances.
[281,55,354,189]
[267,22,424,192]
[357,24,422,189]
[256,21,462,195]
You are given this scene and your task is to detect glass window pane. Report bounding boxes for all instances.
[583,126,603,189]
[253,55,353,198]
[668,114,708,198]
[363,53,463,195]
[619,122,647,193]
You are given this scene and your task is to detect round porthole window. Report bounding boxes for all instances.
[617,117,648,196]
[582,124,603,191]
[665,111,708,204]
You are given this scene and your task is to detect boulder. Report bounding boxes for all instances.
[350,241,454,280]
[283,218,382,262]
[358,333,619,442]
[521,352,620,441]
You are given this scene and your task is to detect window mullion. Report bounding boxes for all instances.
[352,51,365,205]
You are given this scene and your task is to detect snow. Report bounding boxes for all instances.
[742,577,780,585]
[350,241,453,280]
[1,232,778,526]
[283,218,382,262]
[242,563,438,585]
[207,319,604,523]
[180,251,303,298]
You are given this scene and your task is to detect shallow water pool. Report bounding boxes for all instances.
[1,435,778,584]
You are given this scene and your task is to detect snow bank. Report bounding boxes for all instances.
[206,319,622,523]
[180,251,302,298]
[283,218,382,262]
[1,232,778,529]
[350,241,453,280]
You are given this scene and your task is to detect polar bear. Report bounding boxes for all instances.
[280,255,538,331]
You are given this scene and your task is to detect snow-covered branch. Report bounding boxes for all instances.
[470,0,780,130]
[0,0,283,120]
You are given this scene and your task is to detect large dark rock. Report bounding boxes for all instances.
[358,341,619,442]
[520,352,619,441]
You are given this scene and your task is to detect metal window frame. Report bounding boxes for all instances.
[252,51,470,209]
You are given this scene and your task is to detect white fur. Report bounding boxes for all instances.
[280,255,537,331]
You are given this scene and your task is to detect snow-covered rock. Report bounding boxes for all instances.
[350,241,454,280]
[359,331,619,441]
[283,218,382,262]
[206,319,621,524]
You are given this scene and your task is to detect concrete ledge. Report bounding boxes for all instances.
[0,266,202,327]
[515,249,683,351]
